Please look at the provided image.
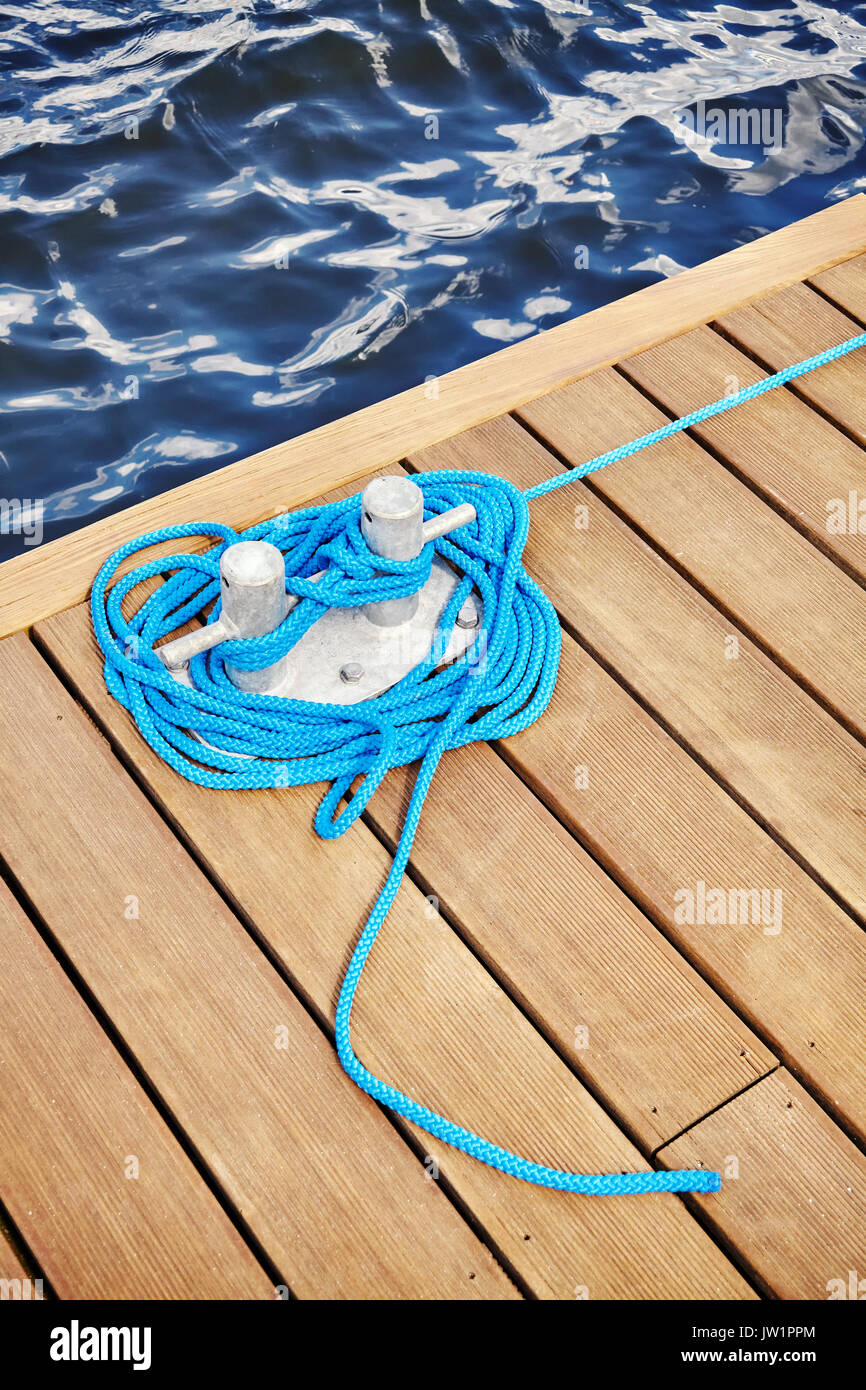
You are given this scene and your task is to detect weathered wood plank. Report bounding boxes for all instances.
[717,280,866,445]
[366,739,772,1143]
[35,607,755,1300]
[409,417,866,922]
[2,197,865,638]
[811,250,866,320]
[409,420,866,1143]
[0,879,273,1300]
[0,635,515,1301]
[618,323,866,582]
[518,363,866,740]
[270,466,772,1146]
[657,1070,866,1300]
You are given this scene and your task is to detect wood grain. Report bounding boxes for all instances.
[45,595,774,1152]
[0,635,515,1301]
[366,740,773,1143]
[0,1229,39,1297]
[658,1070,866,1299]
[811,250,866,320]
[411,415,866,921]
[494,634,866,1148]
[409,418,866,1142]
[2,197,866,638]
[619,322,866,582]
[519,362,866,740]
[34,606,754,1300]
[0,878,273,1300]
[717,280,866,445]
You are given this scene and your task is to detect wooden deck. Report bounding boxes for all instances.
[1,198,865,1300]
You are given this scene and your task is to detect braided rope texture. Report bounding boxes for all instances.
[91,331,866,1198]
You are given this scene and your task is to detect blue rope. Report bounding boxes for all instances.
[525,328,866,498]
[92,329,866,1198]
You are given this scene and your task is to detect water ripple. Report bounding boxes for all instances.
[1,0,865,555]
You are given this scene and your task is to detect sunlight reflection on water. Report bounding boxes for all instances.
[1,0,865,554]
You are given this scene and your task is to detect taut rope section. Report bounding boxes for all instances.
[93,329,866,1197]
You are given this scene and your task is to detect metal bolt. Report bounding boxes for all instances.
[456,600,478,630]
[340,662,364,684]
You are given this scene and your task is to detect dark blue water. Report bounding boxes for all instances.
[2,1,866,558]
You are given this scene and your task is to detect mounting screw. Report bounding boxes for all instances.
[456,600,478,630]
[340,662,364,684]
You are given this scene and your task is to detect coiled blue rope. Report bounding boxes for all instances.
[92,328,866,1197]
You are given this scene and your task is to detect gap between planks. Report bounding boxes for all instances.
[656,1069,866,1300]
[0,875,276,1300]
[6,629,754,1300]
[514,300,866,747]
[0,635,519,1301]
[405,421,866,1152]
[810,249,866,328]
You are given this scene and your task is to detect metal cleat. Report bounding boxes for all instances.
[158,476,482,705]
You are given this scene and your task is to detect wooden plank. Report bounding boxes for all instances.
[493,635,866,1148]
[0,636,515,1301]
[408,415,866,921]
[34,610,755,1301]
[618,323,866,582]
[0,878,272,1300]
[51,597,773,1151]
[0,1230,41,1299]
[519,363,866,740]
[811,249,866,320]
[657,1070,866,1300]
[1,197,865,639]
[366,741,773,1145]
[249,463,772,1146]
[717,280,866,445]
[409,422,866,1144]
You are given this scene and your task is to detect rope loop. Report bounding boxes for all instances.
[92,466,716,1195]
